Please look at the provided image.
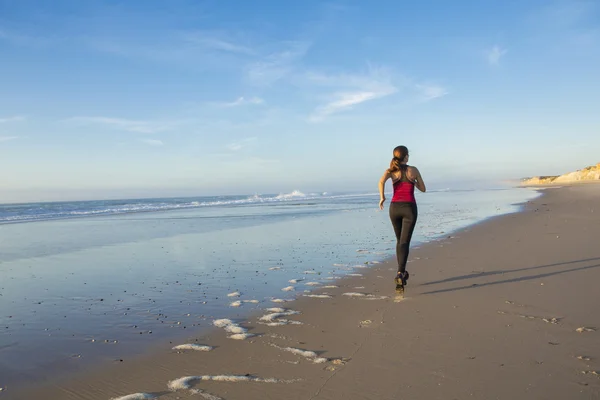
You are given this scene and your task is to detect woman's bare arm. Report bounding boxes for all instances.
[378,170,391,209]
[411,167,426,192]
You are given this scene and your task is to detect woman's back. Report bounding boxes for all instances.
[391,166,416,203]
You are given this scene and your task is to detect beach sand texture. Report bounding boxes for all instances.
[5,184,600,400]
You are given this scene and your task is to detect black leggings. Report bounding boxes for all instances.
[389,202,418,274]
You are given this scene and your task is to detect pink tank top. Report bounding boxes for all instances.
[391,172,416,203]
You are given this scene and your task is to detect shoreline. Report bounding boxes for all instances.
[5,184,600,399]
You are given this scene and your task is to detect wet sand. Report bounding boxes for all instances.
[5,184,600,400]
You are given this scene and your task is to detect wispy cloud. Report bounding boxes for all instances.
[140,138,164,146]
[0,116,26,123]
[0,136,19,142]
[307,66,398,122]
[486,45,508,65]
[217,96,265,107]
[245,41,310,86]
[227,137,257,151]
[310,89,395,122]
[182,31,255,55]
[66,116,174,134]
[415,84,448,102]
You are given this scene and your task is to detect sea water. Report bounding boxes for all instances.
[0,187,539,385]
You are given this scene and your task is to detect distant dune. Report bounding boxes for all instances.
[521,162,600,185]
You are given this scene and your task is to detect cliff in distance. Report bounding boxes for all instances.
[521,162,600,185]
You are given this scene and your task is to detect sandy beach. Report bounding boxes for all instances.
[5,184,600,400]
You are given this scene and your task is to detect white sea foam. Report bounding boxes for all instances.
[342,293,388,300]
[244,299,260,303]
[348,273,363,277]
[271,298,292,303]
[305,282,320,286]
[224,325,247,334]
[172,344,213,352]
[227,291,241,297]
[230,301,242,307]
[228,333,254,340]
[111,394,155,400]
[322,285,338,289]
[266,307,286,313]
[189,389,223,400]
[352,265,368,268]
[304,294,332,299]
[213,319,249,338]
[303,270,317,274]
[281,286,295,292]
[259,310,300,322]
[213,319,235,328]
[288,279,302,284]
[269,267,282,271]
[354,286,365,289]
[364,295,389,300]
[168,375,284,392]
[332,263,346,267]
[279,346,328,364]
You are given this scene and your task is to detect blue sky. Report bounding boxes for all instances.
[1,0,599,202]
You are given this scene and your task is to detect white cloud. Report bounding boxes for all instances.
[245,41,310,86]
[0,116,26,123]
[227,137,257,151]
[219,96,265,107]
[415,84,448,102]
[182,32,255,55]
[140,138,164,146]
[310,89,395,122]
[0,136,19,142]
[307,66,397,122]
[487,45,508,65]
[67,116,173,134]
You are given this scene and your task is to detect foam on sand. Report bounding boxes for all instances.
[172,344,213,352]
[281,286,295,292]
[168,375,287,392]
[276,346,328,364]
[322,285,338,289]
[348,274,363,277]
[576,327,596,333]
[213,319,252,339]
[342,292,388,300]
[343,292,366,297]
[305,282,320,286]
[259,310,300,322]
[189,389,223,400]
[227,291,241,297]
[271,298,292,303]
[304,294,332,298]
[228,333,255,340]
[230,301,242,307]
[288,279,302,283]
[110,394,155,400]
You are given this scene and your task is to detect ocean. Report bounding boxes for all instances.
[0,187,539,385]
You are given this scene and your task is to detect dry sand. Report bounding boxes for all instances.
[5,185,600,400]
